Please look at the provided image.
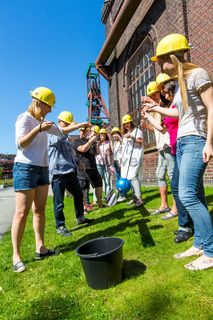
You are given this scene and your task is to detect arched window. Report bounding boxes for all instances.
[127,36,156,149]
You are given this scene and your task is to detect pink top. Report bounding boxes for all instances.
[163,105,178,155]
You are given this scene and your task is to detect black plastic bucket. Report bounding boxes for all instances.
[76,237,124,289]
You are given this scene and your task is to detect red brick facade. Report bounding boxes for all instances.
[101,0,213,184]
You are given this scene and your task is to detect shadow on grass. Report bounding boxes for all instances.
[149,224,164,230]
[134,289,174,320]
[123,259,146,280]
[56,217,155,255]
[21,295,81,320]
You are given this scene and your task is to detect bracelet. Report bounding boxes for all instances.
[39,123,42,132]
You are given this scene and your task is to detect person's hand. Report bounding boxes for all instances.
[140,119,147,127]
[124,133,130,138]
[141,96,157,105]
[141,110,148,119]
[142,102,158,112]
[89,135,98,144]
[202,142,213,163]
[113,133,119,139]
[40,121,54,131]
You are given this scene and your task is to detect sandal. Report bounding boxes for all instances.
[162,211,178,220]
[13,261,26,273]
[151,207,170,215]
[174,246,203,259]
[35,249,60,260]
[184,255,213,271]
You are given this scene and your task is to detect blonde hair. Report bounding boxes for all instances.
[28,99,43,121]
[170,54,198,111]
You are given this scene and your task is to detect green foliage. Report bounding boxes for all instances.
[0,179,13,187]
[0,187,212,320]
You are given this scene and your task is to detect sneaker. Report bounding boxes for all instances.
[13,261,26,273]
[35,249,60,260]
[174,246,203,259]
[117,196,127,202]
[76,216,95,225]
[56,226,72,237]
[174,228,193,235]
[174,230,193,243]
[184,255,213,271]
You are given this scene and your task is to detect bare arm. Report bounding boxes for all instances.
[141,119,154,132]
[19,121,53,148]
[77,135,97,153]
[62,122,90,134]
[145,103,179,118]
[200,85,213,162]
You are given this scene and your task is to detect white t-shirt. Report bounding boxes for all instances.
[173,68,212,139]
[95,141,112,166]
[121,127,144,180]
[15,112,63,167]
[113,140,122,163]
[152,113,170,150]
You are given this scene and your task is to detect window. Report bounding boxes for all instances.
[127,36,156,149]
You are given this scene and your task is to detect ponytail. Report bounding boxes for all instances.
[170,54,198,112]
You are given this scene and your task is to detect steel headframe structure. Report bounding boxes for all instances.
[86,63,109,129]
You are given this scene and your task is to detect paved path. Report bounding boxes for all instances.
[0,188,15,239]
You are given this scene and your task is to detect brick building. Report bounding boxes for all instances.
[0,154,15,179]
[96,0,213,184]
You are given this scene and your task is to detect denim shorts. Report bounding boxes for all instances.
[13,162,49,191]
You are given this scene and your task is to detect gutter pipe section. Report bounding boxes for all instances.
[96,0,141,80]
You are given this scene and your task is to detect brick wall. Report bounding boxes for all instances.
[141,151,213,186]
[187,0,213,76]
[101,0,213,184]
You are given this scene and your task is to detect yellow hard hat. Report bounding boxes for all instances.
[122,114,133,124]
[146,81,160,96]
[156,73,172,85]
[111,127,121,134]
[100,128,107,134]
[58,111,73,124]
[31,87,56,107]
[91,125,100,134]
[151,34,191,62]
[80,127,90,132]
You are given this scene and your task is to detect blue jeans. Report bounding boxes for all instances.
[176,135,213,257]
[96,164,111,194]
[51,172,84,228]
[114,160,121,181]
[171,156,193,230]
[156,148,174,186]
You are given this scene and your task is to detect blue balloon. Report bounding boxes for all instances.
[116,178,131,194]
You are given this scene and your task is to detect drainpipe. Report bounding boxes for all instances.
[96,0,141,80]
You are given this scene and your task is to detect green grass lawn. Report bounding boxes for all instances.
[0,187,213,320]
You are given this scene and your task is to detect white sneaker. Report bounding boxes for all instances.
[174,246,204,259]
[117,196,127,202]
[184,255,213,271]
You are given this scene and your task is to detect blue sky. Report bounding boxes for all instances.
[0,0,108,154]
